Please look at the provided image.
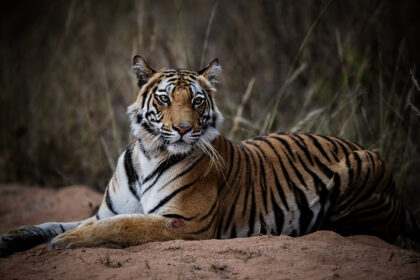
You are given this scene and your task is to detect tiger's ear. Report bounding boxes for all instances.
[198,58,222,86]
[132,55,156,88]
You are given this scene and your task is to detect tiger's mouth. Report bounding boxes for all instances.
[165,139,196,155]
[174,139,188,145]
[159,127,203,155]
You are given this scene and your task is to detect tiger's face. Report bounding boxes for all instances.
[128,56,223,155]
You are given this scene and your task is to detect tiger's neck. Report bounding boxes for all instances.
[134,134,234,191]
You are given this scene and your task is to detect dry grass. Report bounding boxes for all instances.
[0,0,419,216]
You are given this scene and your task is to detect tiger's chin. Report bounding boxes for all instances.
[165,141,195,155]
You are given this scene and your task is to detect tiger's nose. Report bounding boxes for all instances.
[173,124,192,135]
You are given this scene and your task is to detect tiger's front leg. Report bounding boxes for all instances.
[49,214,199,249]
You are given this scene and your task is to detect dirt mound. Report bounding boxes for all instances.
[0,184,419,280]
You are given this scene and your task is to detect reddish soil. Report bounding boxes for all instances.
[0,184,419,280]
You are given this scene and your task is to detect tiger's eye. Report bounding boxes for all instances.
[158,95,169,103]
[194,97,204,105]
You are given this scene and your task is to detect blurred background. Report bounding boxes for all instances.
[0,1,419,217]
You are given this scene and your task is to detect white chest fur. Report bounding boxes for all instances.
[137,149,201,215]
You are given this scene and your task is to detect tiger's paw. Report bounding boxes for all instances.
[49,228,91,249]
[48,223,103,249]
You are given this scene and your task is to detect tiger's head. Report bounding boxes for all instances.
[128,56,224,156]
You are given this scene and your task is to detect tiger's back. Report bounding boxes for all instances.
[211,132,403,242]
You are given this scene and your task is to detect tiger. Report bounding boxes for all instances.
[1,56,419,257]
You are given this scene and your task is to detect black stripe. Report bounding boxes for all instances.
[244,145,258,180]
[321,172,342,231]
[157,154,206,193]
[247,186,257,237]
[124,147,140,200]
[317,135,339,162]
[352,166,389,208]
[207,91,215,112]
[340,138,362,150]
[145,110,155,119]
[272,164,290,211]
[343,195,391,220]
[199,199,218,221]
[259,138,293,189]
[59,224,65,233]
[142,154,188,195]
[148,177,201,214]
[241,148,252,216]
[229,224,237,238]
[259,213,267,235]
[143,154,187,183]
[151,102,160,113]
[334,138,350,157]
[313,156,334,178]
[352,199,395,223]
[335,199,393,232]
[243,144,268,213]
[223,184,243,232]
[278,154,294,192]
[223,139,236,183]
[162,213,195,221]
[334,166,374,214]
[270,189,284,234]
[366,152,376,171]
[292,182,313,235]
[310,186,329,232]
[291,135,314,165]
[138,139,150,160]
[256,138,293,192]
[246,141,269,160]
[105,187,118,215]
[305,134,332,163]
[96,213,100,220]
[145,87,156,113]
[332,172,341,201]
[136,114,143,124]
[141,89,150,109]
[270,135,295,160]
[253,145,269,213]
[353,152,362,180]
[188,209,218,235]
[220,143,242,234]
[295,153,328,197]
[141,122,156,135]
[284,152,308,189]
[335,137,356,153]
[345,153,353,188]
[229,144,242,188]
[211,115,217,128]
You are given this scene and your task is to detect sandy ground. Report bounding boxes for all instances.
[0,184,419,280]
